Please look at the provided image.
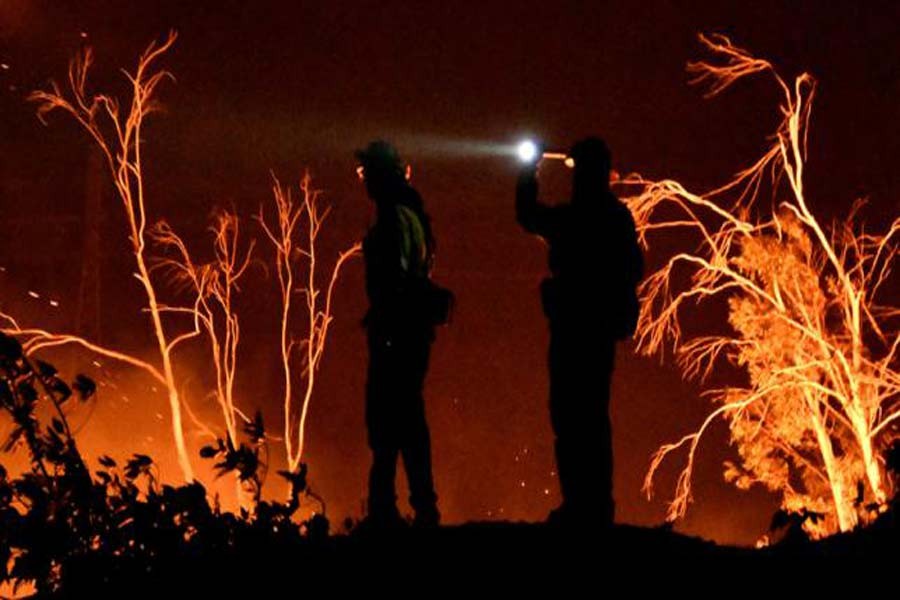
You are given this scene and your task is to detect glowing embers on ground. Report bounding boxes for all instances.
[626,34,900,538]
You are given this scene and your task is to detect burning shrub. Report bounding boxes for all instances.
[631,35,900,538]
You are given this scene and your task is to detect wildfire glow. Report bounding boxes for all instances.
[150,212,255,450]
[5,33,361,502]
[626,34,900,537]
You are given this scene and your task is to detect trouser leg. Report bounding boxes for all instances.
[366,327,438,523]
[549,326,616,524]
[368,444,400,519]
[401,393,439,522]
[399,338,439,522]
[365,333,401,521]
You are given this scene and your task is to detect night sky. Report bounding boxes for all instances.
[1,0,899,545]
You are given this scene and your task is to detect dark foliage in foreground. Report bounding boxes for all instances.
[2,331,900,596]
[0,332,324,596]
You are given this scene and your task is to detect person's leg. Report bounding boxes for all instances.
[549,325,616,525]
[593,341,616,525]
[549,322,580,517]
[399,335,439,525]
[365,331,402,523]
[402,412,439,525]
[368,445,401,521]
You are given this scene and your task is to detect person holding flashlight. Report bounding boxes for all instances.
[516,136,643,528]
[356,140,444,530]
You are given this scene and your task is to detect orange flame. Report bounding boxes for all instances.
[626,34,900,537]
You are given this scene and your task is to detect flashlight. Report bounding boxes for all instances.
[516,139,575,168]
[517,140,539,163]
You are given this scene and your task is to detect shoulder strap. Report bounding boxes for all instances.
[395,204,430,278]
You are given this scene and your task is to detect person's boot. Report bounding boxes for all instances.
[547,503,576,529]
[412,504,440,529]
[547,501,614,534]
[356,505,406,536]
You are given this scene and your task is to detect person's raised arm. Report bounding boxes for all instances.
[516,164,555,238]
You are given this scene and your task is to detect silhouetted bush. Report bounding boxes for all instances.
[0,332,325,595]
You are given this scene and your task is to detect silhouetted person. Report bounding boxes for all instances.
[357,140,441,529]
[516,137,643,528]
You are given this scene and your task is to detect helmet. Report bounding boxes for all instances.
[355,140,405,179]
[569,136,611,173]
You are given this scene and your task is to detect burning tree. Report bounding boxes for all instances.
[629,34,900,537]
[4,33,360,501]
[25,32,197,481]
[148,211,255,453]
[257,175,361,476]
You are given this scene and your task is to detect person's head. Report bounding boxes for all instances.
[569,136,612,201]
[355,140,407,203]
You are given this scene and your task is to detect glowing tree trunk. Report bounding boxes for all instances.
[628,34,900,537]
[27,32,196,481]
[149,213,264,507]
[149,212,254,449]
[0,215,253,467]
[257,174,360,476]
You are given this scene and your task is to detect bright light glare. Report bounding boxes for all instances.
[517,140,538,163]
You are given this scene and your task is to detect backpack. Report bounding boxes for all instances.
[395,204,455,327]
